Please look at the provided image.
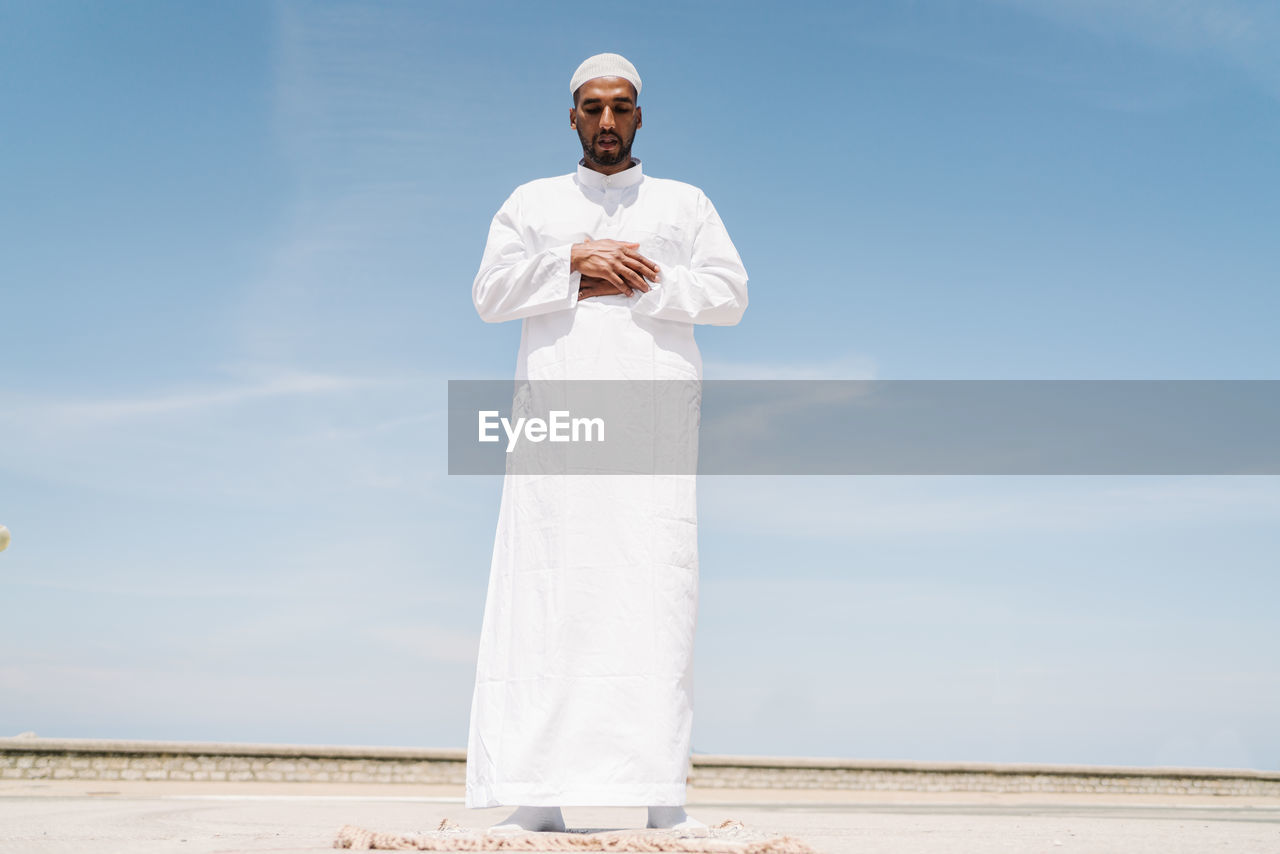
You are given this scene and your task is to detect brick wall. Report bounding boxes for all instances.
[3,737,1278,797]
[0,738,465,785]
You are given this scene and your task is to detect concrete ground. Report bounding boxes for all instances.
[2,779,1277,854]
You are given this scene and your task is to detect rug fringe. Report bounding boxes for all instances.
[333,819,818,853]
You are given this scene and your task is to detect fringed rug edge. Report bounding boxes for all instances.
[333,818,820,854]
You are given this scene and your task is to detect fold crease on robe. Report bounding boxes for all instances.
[466,158,748,808]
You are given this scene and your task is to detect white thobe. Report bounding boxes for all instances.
[465,158,748,808]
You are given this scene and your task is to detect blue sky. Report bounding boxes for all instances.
[1,0,1277,771]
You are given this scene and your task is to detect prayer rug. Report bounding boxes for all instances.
[333,818,819,853]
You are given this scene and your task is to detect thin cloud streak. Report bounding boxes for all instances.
[700,476,1280,538]
[51,372,386,422]
[0,368,399,428]
[702,354,877,380]
[992,0,1280,97]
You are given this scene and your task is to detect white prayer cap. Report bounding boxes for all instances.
[570,53,642,100]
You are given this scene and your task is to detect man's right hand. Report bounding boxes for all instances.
[570,239,660,297]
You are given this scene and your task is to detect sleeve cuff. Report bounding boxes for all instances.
[549,243,581,309]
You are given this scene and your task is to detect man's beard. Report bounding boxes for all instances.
[579,128,633,167]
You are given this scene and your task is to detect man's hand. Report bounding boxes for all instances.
[571,239,659,297]
[578,276,629,300]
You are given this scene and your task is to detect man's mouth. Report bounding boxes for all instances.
[597,136,618,148]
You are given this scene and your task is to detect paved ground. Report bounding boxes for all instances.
[2,780,1278,854]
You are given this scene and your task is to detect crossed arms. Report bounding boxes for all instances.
[472,190,748,326]
[572,239,660,301]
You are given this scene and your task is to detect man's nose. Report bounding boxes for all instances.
[600,107,616,129]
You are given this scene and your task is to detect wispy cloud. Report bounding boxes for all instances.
[0,364,446,504]
[0,366,402,433]
[0,658,474,745]
[702,354,877,380]
[41,369,391,424]
[699,475,1280,537]
[230,3,453,368]
[365,624,481,666]
[991,0,1280,98]
[1002,0,1270,52]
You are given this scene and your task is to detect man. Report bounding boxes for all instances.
[466,53,748,834]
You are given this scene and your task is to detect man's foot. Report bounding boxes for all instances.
[646,805,708,833]
[489,805,566,834]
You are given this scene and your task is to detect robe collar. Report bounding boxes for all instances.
[576,157,644,191]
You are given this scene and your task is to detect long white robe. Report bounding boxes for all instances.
[465,158,748,808]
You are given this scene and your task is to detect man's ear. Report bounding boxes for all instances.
[635,105,642,129]
[569,107,577,129]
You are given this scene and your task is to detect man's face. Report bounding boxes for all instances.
[570,77,642,174]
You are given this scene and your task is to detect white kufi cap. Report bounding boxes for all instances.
[570,53,642,99]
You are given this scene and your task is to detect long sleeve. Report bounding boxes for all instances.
[629,192,748,326]
[472,191,580,324]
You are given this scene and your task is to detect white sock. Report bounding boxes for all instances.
[646,805,707,831]
[489,805,566,833]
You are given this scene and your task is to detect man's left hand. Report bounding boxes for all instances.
[578,275,638,300]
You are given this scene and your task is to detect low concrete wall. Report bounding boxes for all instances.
[0,738,466,786]
[693,754,1280,797]
[2,737,1278,797]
